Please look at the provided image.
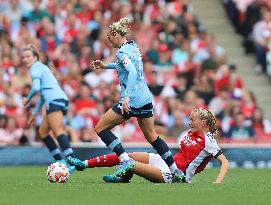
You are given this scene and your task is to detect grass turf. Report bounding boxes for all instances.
[0,167,270,205]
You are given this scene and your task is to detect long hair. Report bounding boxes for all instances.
[191,108,221,140]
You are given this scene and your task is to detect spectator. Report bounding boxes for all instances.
[227,112,255,140]
[0,116,23,145]
[167,110,189,137]
[0,0,267,144]
[208,87,231,118]
[252,107,271,134]
[253,9,271,74]
[27,0,50,23]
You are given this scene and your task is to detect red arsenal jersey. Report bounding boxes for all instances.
[173,130,222,182]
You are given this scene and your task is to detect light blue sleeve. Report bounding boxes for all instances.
[105,63,116,69]
[118,52,137,98]
[32,97,44,116]
[26,78,41,101]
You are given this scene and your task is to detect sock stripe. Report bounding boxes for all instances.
[63,148,73,157]
[108,139,121,150]
[162,151,172,160]
[50,148,61,156]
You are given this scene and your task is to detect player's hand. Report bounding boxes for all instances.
[91,60,105,70]
[22,97,30,107]
[121,97,130,114]
[27,115,36,127]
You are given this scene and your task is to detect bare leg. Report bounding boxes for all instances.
[47,111,75,158]
[94,108,130,161]
[38,117,62,160]
[38,117,50,139]
[137,116,157,143]
[47,111,65,136]
[94,109,126,134]
[138,117,182,179]
[69,152,165,183]
[129,152,149,164]
[130,152,165,183]
[132,161,165,183]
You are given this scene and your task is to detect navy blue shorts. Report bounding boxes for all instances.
[46,99,69,115]
[112,102,153,120]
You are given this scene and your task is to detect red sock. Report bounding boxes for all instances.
[87,154,120,168]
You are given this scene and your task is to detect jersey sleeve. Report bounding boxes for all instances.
[26,78,41,101]
[30,65,43,80]
[105,63,116,69]
[117,52,137,98]
[32,96,44,116]
[205,133,222,158]
[27,65,42,100]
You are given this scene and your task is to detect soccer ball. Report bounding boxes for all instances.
[47,162,70,183]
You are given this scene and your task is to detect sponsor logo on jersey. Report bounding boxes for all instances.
[121,55,132,66]
[183,135,197,146]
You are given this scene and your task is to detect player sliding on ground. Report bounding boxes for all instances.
[68,108,229,183]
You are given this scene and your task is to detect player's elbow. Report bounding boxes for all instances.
[217,154,229,170]
[32,86,40,93]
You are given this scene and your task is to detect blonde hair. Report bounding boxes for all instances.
[109,17,130,37]
[22,44,40,60]
[191,108,217,134]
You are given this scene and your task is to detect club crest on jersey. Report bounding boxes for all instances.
[121,55,132,66]
[183,135,197,146]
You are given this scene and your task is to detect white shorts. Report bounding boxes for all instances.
[149,153,172,183]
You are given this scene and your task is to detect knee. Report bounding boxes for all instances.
[38,127,49,138]
[51,127,64,137]
[94,124,102,135]
[144,131,157,144]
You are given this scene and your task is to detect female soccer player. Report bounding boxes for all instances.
[21,44,76,172]
[90,17,184,182]
[68,108,229,183]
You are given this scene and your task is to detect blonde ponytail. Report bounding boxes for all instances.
[109,17,131,37]
[191,108,218,134]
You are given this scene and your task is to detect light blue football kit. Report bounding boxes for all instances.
[26,61,68,116]
[94,41,185,182]
[106,41,153,119]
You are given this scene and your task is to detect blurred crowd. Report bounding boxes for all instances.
[0,0,271,146]
[222,0,271,75]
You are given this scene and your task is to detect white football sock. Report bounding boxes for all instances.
[118,153,130,162]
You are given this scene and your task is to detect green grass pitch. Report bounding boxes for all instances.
[0,167,270,205]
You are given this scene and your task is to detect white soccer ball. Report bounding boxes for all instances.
[47,162,70,183]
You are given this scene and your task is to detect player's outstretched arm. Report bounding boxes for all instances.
[214,154,229,184]
[91,60,117,70]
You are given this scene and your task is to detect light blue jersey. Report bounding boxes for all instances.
[26,61,68,115]
[106,41,152,108]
